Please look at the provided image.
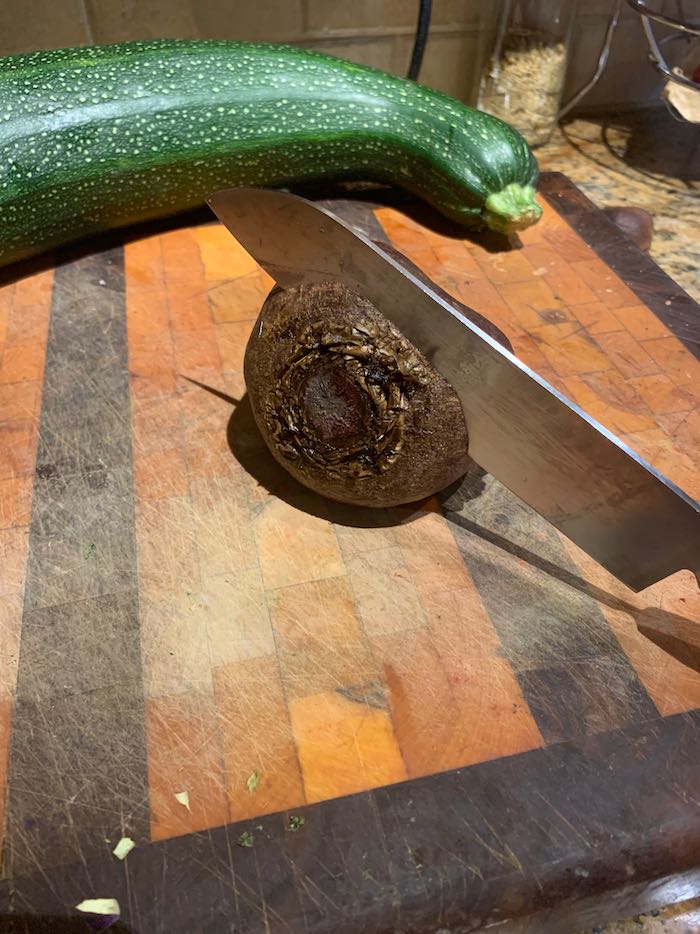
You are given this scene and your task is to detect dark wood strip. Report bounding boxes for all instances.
[1,710,699,932]
[538,172,700,357]
[3,250,150,878]
[439,466,659,742]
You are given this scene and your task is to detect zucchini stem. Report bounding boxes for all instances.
[483,183,542,234]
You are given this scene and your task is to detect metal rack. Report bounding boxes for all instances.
[558,0,700,122]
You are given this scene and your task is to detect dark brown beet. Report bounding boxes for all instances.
[244,281,472,507]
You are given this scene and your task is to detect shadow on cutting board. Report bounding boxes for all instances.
[286,180,519,253]
[440,474,700,675]
[216,379,700,674]
[226,392,425,529]
[0,182,514,289]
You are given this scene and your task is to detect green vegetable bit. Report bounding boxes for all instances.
[237,831,254,848]
[246,770,260,794]
[287,815,305,832]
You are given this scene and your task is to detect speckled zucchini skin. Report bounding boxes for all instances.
[0,39,541,268]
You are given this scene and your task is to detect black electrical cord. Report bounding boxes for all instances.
[407,0,432,80]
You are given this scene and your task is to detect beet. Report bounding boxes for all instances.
[244,280,472,507]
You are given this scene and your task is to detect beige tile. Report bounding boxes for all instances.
[254,497,345,590]
[332,516,397,559]
[346,546,426,636]
[183,427,242,483]
[0,475,33,529]
[134,447,189,502]
[177,381,238,435]
[130,394,183,455]
[0,697,10,848]
[136,496,200,600]
[426,584,502,659]
[392,508,472,593]
[203,568,276,666]
[269,576,378,699]
[0,526,29,596]
[189,474,256,579]
[140,595,213,698]
[0,592,22,700]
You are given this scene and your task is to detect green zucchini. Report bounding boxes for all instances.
[0,39,541,268]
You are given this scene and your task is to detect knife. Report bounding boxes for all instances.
[207,186,700,593]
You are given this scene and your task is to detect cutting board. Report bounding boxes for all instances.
[0,173,699,933]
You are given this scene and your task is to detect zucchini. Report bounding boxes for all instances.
[0,39,541,268]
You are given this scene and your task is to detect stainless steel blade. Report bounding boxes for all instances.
[207,186,700,592]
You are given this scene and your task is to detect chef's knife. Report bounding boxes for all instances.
[207,186,700,592]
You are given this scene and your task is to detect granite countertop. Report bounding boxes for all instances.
[537,108,699,303]
[583,897,700,933]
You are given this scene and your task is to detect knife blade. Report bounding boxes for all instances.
[207,186,700,592]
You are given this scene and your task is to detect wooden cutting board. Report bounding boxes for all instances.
[0,173,699,933]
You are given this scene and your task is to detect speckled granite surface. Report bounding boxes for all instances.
[537,108,700,304]
[581,896,700,933]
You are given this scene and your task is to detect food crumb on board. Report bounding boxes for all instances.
[75,898,121,926]
[237,831,254,848]
[287,815,305,832]
[174,791,191,811]
[112,837,135,860]
[246,770,260,794]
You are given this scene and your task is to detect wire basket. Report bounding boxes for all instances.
[559,0,700,123]
[626,0,700,121]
